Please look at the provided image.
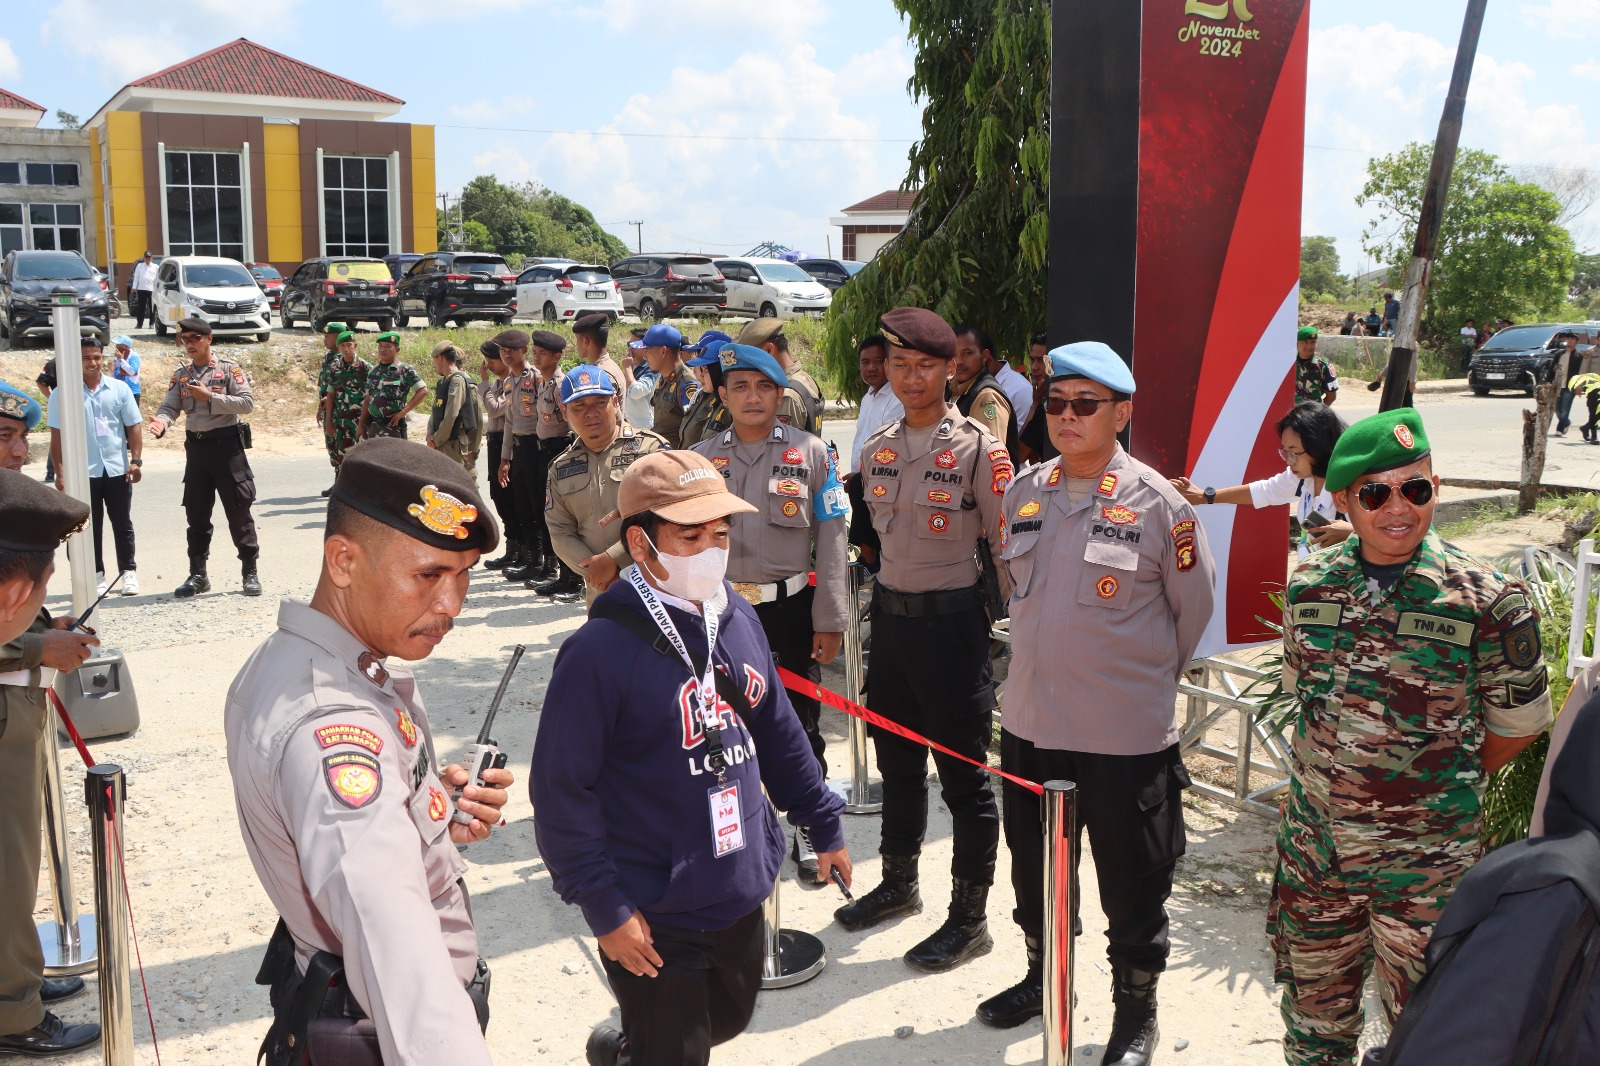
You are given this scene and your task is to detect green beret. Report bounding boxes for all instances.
[330,438,499,554]
[375,331,401,345]
[336,330,357,345]
[1296,325,1318,342]
[0,468,89,553]
[1324,408,1431,493]
[323,322,348,335]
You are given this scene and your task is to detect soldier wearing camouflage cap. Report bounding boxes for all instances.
[1293,325,1338,407]
[319,330,370,472]
[314,322,348,493]
[357,330,425,441]
[1272,407,1552,1065]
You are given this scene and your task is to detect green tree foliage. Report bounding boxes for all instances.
[455,176,629,265]
[1573,251,1600,296]
[1299,235,1344,299]
[1357,143,1575,340]
[822,0,1049,400]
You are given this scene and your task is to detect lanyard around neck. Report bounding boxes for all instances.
[625,564,728,781]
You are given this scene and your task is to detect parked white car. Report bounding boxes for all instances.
[152,255,272,341]
[713,257,832,319]
[515,262,622,323]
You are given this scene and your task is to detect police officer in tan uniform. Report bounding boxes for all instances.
[149,317,261,599]
[544,367,667,606]
[633,324,699,448]
[225,437,512,1066]
[478,340,520,569]
[981,343,1215,1066]
[690,343,849,879]
[572,312,632,401]
[835,307,1013,975]
[493,329,545,582]
[736,318,823,434]
[518,330,572,591]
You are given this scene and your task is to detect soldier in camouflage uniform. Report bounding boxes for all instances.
[320,330,370,468]
[357,330,425,440]
[314,322,347,494]
[1271,407,1552,1066]
[1293,325,1338,406]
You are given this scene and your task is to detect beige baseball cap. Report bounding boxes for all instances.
[617,451,758,526]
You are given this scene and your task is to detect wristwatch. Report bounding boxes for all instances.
[1203,486,1216,505]
[130,459,143,467]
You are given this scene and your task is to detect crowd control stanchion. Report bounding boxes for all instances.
[86,765,133,1066]
[37,719,96,975]
[1041,781,1078,1066]
[828,563,882,814]
[759,874,826,990]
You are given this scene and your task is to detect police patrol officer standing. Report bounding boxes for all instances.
[226,438,512,1066]
[835,307,1013,974]
[426,343,483,479]
[634,324,699,448]
[357,331,425,441]
[982,343,1216,1066]
[149,317,262,598]
[736,318,823,433]
[0,401,101,1059]
[493,330,546,582]
[544,367,667,605]
[479,341,520,570]
[523,330,574,590]
[1272,408,1551,1066]
[691,344,849,879]
[572,313,633,402]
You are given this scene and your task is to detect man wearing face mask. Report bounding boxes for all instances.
[533,450,850,1066]
[1271,408,1552,1066]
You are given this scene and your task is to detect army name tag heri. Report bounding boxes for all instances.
[709,782,745,857]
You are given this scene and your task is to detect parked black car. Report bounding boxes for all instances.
[392,252,516,328]
[0,250,111,347]
[1468,323,1598,396]
[382,253,422,284]
[610,254,726,320]
[795,257,865,293]
[280,257,395,332]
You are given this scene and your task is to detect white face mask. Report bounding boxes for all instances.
[643,532,728,601]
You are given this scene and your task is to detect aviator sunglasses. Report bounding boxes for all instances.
[1043,396,1117,417]
[1354,477,1434,511]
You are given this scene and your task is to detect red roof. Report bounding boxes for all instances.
[0,87,45,112]
[840,189,919,214]
[126,39,402,105]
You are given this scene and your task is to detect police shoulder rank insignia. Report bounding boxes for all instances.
[1504,618,1542,669]
[428,786,449,821]
[1046,466,1062,487]
[1018,500,1041,518]
[1097,473,1118,496]
[874,447,899,465]
[1102,505,1138,525]
[408,484,477,540]
[393,707,418,748]
[781,500,800,518]
[323,751,382,810]
[315,723,383,755]
[927,489,953,504]
[357,651,389,688]
[929,512,949,533]
[935,449,958,469]
[783,447,803,465]
[1096,575,1120,599]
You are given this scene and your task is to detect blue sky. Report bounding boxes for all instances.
[3,0,1596,274]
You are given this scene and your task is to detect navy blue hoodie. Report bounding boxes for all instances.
[531,576,846,937]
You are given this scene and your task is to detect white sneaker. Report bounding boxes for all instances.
[94,573,106,598]
[793,826,819,883]
[121,572,139,596]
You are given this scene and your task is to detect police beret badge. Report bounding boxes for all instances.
[720,349,738,368]
[408,485,477,540]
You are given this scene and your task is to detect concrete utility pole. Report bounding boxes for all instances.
[628,221,643,254]
[1379,0,1487,413]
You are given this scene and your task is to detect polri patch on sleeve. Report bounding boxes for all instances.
[232,367,246,385]
[314,723,384,755]
[323,752,382,810]
[1504,618,1542,670]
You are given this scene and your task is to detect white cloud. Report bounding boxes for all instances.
[41,0,305,88]
[836,36,914,96]
[1520,0,1600,37]
[0,37,21,82]
[449,96,537,125]
[469,143,543,184]
[1576,57,1600,81]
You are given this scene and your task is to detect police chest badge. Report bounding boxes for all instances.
[781,500,800,518]
[873,447,898,466]
[1018,500,1041,519]
[871,484,888,497]
[428,786,449,821]
[408,485,477,540]
[1096,575,1120,599]
[928,512,949,533]
[394,707,418,748]
[323,752,382,810]
[783,447,804,465]
[936,449,958,469]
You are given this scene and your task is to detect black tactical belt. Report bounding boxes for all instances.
[186,425,241,442]
[873,583,983,618]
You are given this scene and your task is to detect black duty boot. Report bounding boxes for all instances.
[242,562,262,597]
[1102,966,1160,1066]
[0,1011,101,1055]
[534,564,584,601]
[834,853,921,932]
[484,539,519,571]
[903,877,994,973]
[505,540,544,582]
[976,934,1043,1028]
[584,1022,628,1066]
[174,558,210,599]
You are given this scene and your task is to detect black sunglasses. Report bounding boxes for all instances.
[1355,477,1433,511]
[1043,396,1117,417]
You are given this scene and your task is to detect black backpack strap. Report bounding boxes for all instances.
[1545,906,1600,1066]
[1512,903,1599,1066]
[591,598,756,722]
[1381,928,1469,1063]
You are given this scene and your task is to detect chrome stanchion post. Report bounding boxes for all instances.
[758,874,826,990]
[829,563,882,814]
[1042,780,1077,1066]
[37,718,96,975]
[86,765,133,1066]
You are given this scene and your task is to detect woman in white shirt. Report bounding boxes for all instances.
[1170,402,1352,556]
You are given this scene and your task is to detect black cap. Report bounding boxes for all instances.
[80,334,103,349]
[879,307,955,360]
[490,329,530,351]
[0,468,89,553]
[531,329,567,354]
[176,317,212,336]
[330,438,499,554]
[572,312,609,335]
[479,339,503,361]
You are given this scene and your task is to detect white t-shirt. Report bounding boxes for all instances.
[1247,466,1339,556]
[1460,326,1478,341]
[854,383,904,471]
[993,362,1035,427]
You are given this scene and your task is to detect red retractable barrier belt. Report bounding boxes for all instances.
[776,667,1044,795]
[46,688,96,768]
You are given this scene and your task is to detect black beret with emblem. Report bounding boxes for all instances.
[490,328,530,352]
[330,437,499,554]
[531,329,568,354]
[572,312,609,335]
[479,339,502,361]
[0,467,90,553]
[176,317,212,336]
[879,307,956,360]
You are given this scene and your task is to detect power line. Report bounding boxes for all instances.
[436,123,917,145]
[1305,142,1600,176]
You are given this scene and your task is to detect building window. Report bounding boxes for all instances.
[323,156,390,258]
[23,162,78,186]
[165,150,244,260]
[0,163,18,185]
[0,203,22,255]
[28,203,82,252]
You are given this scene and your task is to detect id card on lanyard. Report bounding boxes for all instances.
[624,566,745,857]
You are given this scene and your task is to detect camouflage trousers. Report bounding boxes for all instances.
[361,417,408,442]
[1268,788,1477,1066]
[326,406,363,467]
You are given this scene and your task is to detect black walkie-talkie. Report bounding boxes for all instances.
[451,644,524,825]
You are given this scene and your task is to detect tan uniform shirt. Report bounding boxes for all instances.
[535,373,568,440]
[860,406,1012,595]
[650,364,699,448]
[780,367,824,434]
[545,425,669,604]
[691,423,849,633]
[950,377,1013,447]
[153,357,254,431]
[224,601,489,1066]
[480,375,508,434]
[999,446,1216,755]
[590,352,629,394]
[500,367,539,460]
